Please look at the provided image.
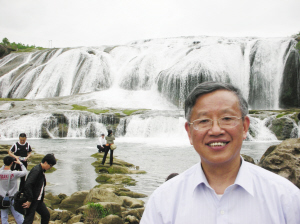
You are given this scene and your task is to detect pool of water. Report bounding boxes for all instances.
[0,138,281,202]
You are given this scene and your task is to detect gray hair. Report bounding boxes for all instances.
[184,82,248,121]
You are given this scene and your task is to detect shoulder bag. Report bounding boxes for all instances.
[110,144,117,150]
[0,172,12,209]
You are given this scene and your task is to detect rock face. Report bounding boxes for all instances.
[279,48,300,108]
[268,117,296,140]
[0,44,12,59]
[259,138,300,188]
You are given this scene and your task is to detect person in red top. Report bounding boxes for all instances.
[8,133,32,191]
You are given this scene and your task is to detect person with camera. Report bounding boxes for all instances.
[8,133,32,191]
[0,156,27,224]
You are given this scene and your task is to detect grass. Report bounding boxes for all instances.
[71,104,149,116]
[0,98,26,101]
[84,202,110,223]
[71,104,109,114]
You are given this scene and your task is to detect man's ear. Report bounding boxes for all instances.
[185,122,193,145]
[242,116,250,140]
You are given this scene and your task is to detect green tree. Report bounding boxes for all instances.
[2,37,10,46]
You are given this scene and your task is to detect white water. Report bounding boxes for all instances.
[0,109,287,140]
[0,36,297,110]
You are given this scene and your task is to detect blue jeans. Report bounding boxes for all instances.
[1,199,24,224]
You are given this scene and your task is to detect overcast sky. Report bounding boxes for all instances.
[0,0,299,48]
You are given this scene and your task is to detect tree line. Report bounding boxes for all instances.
[0,37,43,51]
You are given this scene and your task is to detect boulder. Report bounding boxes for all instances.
[99,214,124,224]
[259,138,300,188]
[96,173,137,186]
[96,184,147,198]
[84,188,123,205]
[122,208,144,220]
[120,196,144,208]
[49,208,61,221]
[45,192,63,206]
[67,214,83,224]
[60,210,74,222]
[268,117,295,140]
[59,191,89,213]
[241,154,255,164]
[124,215,139,224]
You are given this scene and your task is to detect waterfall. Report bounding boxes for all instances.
[0,113,53,138]
[0,36,299,141]
[247,116,278,141]
[0,36,298,109]
[116,111,187,139]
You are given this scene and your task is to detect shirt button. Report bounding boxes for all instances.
[220,210,225,215]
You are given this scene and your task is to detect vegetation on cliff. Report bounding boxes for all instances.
[1,37,45,52]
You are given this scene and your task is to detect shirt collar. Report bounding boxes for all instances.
[234,157,254,196]
[192,157,254,196]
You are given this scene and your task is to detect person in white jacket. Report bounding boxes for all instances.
[0,156,27,224]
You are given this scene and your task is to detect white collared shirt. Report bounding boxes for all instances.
[99,137,106,146]
[140,159,300,224]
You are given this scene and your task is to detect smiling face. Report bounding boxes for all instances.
[185,90,250,167]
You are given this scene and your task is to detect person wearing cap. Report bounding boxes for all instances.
[97,133,107,153]
[8,133,32,191]
[140,81,300,223]
[22,153,56,224]
[0,156,27,224]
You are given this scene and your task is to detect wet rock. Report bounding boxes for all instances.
[84,188,123,205]
[60,210,74,222]
[67,214,83,224]
[59,191,89,213]
[122,208,144,221]
[124,215,139,224]
[120,196,144,208]
[259,138,300,188]
[45,192,63,206]
[241,154,255,164]
[269,117,295,140]
[99,214,124,224]
[96,173,137,186]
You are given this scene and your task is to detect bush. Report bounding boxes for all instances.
[85,202,110,223]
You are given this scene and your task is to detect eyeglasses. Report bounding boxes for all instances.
[189,116,242,130]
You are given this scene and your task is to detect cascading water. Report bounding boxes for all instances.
[0,36,299,140]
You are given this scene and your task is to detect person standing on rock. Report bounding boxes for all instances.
[97,133,106,153]
[22,153,56,224]
[0,156,27,224]
[140,81,300,224]
[8,133,32,191]
[101,130,115,166]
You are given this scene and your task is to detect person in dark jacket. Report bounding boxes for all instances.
[22,154,56,224]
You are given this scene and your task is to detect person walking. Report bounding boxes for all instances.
[97,134,106,153]
[8,133,32,191]
[101,130,115,166]
[0,156,27,224]
[22,154,56,224]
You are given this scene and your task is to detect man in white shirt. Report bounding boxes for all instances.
[97,133,107,153]
[140,82,300,224]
